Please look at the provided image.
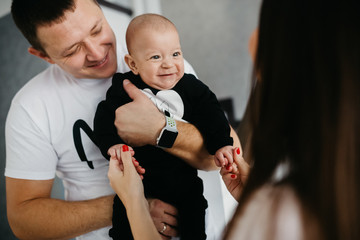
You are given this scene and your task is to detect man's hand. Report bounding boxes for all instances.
[148,198,179,239]
[114,80,165,147]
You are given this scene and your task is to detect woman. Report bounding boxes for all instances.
[108,0,360,239]
[222,0,360,239]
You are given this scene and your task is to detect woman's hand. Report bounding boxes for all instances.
[107,144,145,205]
[107,145,162,240]
[108,144,145,179]
[107,145,179,239]
[220,147,250,201]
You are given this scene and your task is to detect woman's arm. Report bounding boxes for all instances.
[107,145,162,240]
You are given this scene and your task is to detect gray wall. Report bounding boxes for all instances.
[161,0,261,121]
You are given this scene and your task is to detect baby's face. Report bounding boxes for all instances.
[130,27,185,90]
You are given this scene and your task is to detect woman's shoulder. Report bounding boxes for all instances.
[227,185,304,240]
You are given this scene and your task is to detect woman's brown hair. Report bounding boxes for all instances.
[227,0,360,239]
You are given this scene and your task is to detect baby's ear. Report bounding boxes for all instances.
[124,54,139,75]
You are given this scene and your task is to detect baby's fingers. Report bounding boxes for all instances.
[215,153,227,167]
[214,156,223,167]
[223,150,233,164]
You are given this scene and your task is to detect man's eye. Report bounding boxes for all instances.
[65,51,75,57]
[91,27,102,36]
[65,46,80,57]
[151,55,160,60]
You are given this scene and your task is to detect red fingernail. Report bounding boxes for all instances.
[231,174,236,179]
[236,148,240,155]
[122,145,129,152]
[226,164,231,170]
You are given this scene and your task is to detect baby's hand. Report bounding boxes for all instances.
[214,145,234,167]
[108,144,145,179]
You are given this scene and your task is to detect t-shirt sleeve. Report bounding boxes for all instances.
[5,101,58,180]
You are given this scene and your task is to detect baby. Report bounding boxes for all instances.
[94,13,234,239]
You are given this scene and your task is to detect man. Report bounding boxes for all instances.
[5,0,240,239]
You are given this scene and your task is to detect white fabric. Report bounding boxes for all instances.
[5,62,119,195]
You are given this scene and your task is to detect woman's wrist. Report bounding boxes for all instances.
[123,194,149,217]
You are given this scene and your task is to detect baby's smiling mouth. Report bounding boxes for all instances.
[159,72,176,77]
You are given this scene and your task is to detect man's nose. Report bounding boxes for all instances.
[85,40,103,61]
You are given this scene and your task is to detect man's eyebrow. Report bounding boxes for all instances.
[61,19,102,56]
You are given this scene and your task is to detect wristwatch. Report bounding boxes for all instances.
[156,116,178,148]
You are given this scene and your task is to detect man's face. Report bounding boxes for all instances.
[35,0,117,79]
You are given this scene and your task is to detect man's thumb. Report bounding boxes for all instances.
[123,79,143,101]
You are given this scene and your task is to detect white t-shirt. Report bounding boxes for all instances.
[5,43,130,239]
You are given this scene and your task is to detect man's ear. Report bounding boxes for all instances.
[124,54,139,75]
[28,47,55,64]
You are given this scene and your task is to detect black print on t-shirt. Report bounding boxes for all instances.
[73,119,95,169]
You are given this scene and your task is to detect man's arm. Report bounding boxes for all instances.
[114,80,241,171]
[6,177,180,239]
[167,122,240,170]
[6,177,114,240]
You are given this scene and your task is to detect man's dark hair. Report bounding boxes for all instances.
[11,0,98,54]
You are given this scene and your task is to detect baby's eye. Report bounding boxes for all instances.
[173,51,181,57]
[151,55,160,60]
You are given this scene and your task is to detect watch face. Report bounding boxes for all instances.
[158,129,178,148]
